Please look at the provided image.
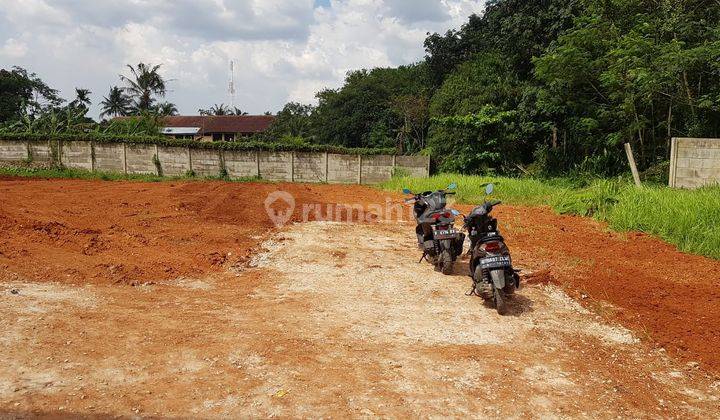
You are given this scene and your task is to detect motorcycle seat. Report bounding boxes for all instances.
[478,233,504,243]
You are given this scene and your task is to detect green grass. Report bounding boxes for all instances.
[607,185,720,259]
[381,174,720,260]
[381,173,564,206]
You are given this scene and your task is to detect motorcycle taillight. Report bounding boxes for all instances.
[482,241,501,253]
[432,212,452,220]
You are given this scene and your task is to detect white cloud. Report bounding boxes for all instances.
[0,0,486,118]
[0,38,28,58]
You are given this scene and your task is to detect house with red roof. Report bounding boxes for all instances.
[159,115,275,142]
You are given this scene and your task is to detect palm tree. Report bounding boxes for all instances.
[156,102,179,116]
[120,63,167,113]
[71,88,92,109]
[199,104,229,116]
[100,86,132,118]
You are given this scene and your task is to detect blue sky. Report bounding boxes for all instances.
[0,0,486,118]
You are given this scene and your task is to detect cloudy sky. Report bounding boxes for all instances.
[0,0,485,118]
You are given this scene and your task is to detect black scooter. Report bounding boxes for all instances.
[403,183,465,274]
[463,183,520,315]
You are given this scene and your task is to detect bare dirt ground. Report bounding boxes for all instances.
[1,178,720,417]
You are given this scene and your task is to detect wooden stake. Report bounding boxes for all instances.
[624,143,642,187]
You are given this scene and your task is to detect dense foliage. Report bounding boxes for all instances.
[0,67,63,122]
[0,62,180,131]
[266,0,720,175]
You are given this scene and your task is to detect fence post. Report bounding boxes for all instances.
[90,141,95,172]
[624,143,642,187]
[668,137,678,187]
[290,151,295,182]
[155,144,161,176]
[357,155,362,185]
[122,143,127,174]
[218,149,225,178]
[324,152,329,183]
[256,150,261,177]
[187,147,193,174]
[58,139,63,166]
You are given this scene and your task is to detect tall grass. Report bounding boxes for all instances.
[381,174,564,206]
[381,174,720,260]
[608,185,720,259]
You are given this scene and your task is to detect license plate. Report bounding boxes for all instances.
[480,256,512,269]
[434,228,457,239]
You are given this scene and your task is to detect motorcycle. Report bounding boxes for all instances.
[403,183,465,275]
[463,183,520,315]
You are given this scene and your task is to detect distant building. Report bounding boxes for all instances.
[159,115,275,141]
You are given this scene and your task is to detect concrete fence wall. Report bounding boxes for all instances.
[0,139,430,184]
[669,138,720,188]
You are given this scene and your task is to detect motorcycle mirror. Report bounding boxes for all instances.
[402,188,412,195]
[485,183,494,195]
[448,183,458,190]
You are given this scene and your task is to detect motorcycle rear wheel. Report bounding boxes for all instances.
[494,287,508,315]
[440,250,453,275]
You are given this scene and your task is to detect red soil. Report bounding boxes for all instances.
[0,179,384,286]
[1,177,719,374]
[490,205,720,372]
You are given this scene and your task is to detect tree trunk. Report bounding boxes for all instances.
[666,103,673,157]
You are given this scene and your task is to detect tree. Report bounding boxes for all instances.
[100,86,132,118]
[266,102,314,138]
[311,64,431,148]
[429,106,517,173]
[424,1,582,86]
[390,94,429,153]
[533,0,720,173]
[429,53,518,117]
[198,104,250,116]
[0,66,62,123]
[199,104,227,115]
[69,88,92,120]
[120,63,168,113]
[155,102,178,116]
[71,88,91,108]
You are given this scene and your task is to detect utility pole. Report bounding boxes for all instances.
[228,60,236,109]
